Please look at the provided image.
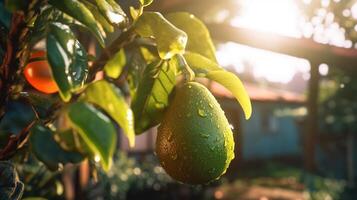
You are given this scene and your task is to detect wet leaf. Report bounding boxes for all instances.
[94,0,127,26]
[206,70,252,119]
[134,12,187,59]
[166,12,217,62]
[81,80,135,147]
[183,52,222,75]
[104,49,126,79]
[30,124,84,171]
[131,61,176,134]
[46,34,72,101]
[67,102,117,171]
[49,22,88,90]
[48,0,105,46]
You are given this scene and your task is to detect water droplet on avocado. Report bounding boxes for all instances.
[188,85,192,88]
[229,124,234,130]
[200,133,209,138]
[198,108,207,117]
[209,103,213,108]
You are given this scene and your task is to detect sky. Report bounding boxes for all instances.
[216,0,354,83]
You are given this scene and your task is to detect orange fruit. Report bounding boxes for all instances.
[24,51,58,94]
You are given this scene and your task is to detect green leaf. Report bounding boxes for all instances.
[81,80,135,147]
[81,0,114,33]
[67,102,117,171]
[94,0,127,26]
[184,52,222,75]
[205,70,252,119]
[104,49,126,79]
[166,12,217,62]
[0,101,35,141]
[48,0,105,46]
[131,61,176,134]
[46,34,72,102]
[129,6,141,21]
[140,0,153,7]
[49,22,88,90]
[126,47,148,97]
[29,124,84,171]
[140,46,159,63]
[134,12,187,59]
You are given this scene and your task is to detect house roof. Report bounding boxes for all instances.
[207,81,306,104]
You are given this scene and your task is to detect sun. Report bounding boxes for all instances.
[216,0,315,83]
[231,0,302,38]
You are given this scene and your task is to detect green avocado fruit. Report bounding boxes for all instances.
[156,82,235,184]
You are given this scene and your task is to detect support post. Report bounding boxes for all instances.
[304,61,320,172]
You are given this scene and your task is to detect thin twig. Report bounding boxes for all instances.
[0,120,36,160]
[88,27,136,82]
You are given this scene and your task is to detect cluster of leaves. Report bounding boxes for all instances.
[0,0,251,186]
[319,72,357,134]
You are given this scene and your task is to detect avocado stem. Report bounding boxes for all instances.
[177,54,195,82]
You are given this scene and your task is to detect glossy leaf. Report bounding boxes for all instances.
[131,61,176,134]
[67,102,117,171]
[166,12,217,62]
[94,0,127,26]
[49,22,88,90]
[46,34,72,102]
[104,49,126,79]
[30,124,84,171]
[0,101,35,140]
[184,52,222,75]
[82,0,114,33]
[205,70,252,119]
[48,0,105,46]
[134,12,187,59]
[81,80,135,147]
[126,48,148,97]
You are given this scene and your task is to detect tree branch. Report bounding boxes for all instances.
[88,28,136,82]
[0,13,27,119]
[0,120,36,160]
